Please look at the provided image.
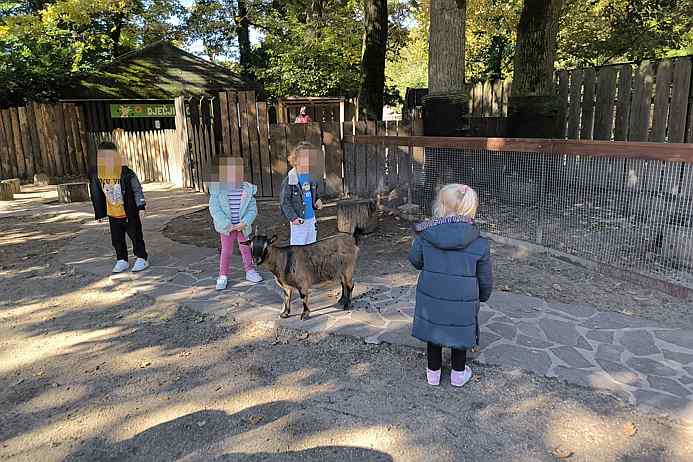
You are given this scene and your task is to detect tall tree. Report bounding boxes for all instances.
[507,0,564,138]
[235,0,252,79]
[359,0,388,120]
[423,0,467,136]
[512,0,563,97]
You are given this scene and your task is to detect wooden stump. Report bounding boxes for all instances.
[0,182,14,201]
[1,178,20,194]
[34,173,50,186]
[337,199,377,234]
[57,182,90,203]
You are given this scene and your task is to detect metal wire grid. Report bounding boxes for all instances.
[409,147,693,289]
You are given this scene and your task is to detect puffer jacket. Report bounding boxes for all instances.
[208,181,258,237]
[89,166,145,221]
[409,216,493,349]
[279,168,320,222]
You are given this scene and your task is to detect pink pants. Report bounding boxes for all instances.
[219,230,254,276]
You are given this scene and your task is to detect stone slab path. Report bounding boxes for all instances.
[54,186,693,426]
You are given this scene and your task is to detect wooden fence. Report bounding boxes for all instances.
[461,55,693,142]
[0,103,90,181]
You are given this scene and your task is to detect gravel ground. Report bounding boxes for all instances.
[164,201,693,329]
[2,204,693,461]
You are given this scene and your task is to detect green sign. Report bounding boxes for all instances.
[110,104,175,118]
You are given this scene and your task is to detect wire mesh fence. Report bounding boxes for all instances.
[344,135,693,291]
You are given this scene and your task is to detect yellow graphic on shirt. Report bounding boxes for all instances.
[98,162,126,218]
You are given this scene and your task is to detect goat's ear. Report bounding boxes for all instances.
[269,235,278,245]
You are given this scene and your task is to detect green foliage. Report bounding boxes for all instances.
[0,0,183,105]
[558,0,693,67]
[385,1,428,103]
[253,1,363,101]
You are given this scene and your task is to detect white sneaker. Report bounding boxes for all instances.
[245,270,263,283]
[112,260,129,273]
[216,276,228,291]
[131,258,149,272]
[451,366,473,387]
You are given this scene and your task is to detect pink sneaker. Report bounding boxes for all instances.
[451,366,473,387]
[426,368,441,386]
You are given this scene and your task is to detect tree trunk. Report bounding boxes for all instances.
[0,182,14,201]
[358,0,388,121]
[111,12,126,58]
[423,0,468,136]
[508,0,564,138]
[512,0,563,97]
[57,182,90,203]
[428,0,466,96]
[236,0,253,80]
[337,199,377,234]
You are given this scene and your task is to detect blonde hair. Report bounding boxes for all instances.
[288,141,316,166]
[433,184,479,218]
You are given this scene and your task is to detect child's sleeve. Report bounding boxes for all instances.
[279,177,298,222]
[130,174,146,210]
[208,190,231,234]
[408,236,424,270]
[477,246,493,302]
[244,192,258,225]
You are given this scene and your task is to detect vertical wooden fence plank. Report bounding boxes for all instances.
[228,92,241,158]
[482,81,493,117]
[54,104,68,177]
[650,59,674,142]
[472,82,483,116]
[61,104,77,175]
[366,120,377,196]
[629,61,655,141]
[556,71,570,138]
[580,68,596,140]
[10,108,26,178]
[257,102,273,196]
[668,58,692,143]
[355,121,367,196]
[202,98,215,191]
[72,105,88,175]
[35,105,51,177]
[397,122,411,200]
[4,109,19,178]
[25,104,42,177]
[246,91,262,189]
[322,121,343,198]
[566,69,583,139]
[501,80,512,117]
[238,91,252,180]
[376,121,387,194]
[593,67,617,140]
[0,111,11,179]
[614,64,633,141]
[18,107,34,178]
[342,121,355,195]
[269,124,288,197]
[491,79,503,116]
[219,92,231,157]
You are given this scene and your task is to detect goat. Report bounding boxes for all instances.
[244,229,362,320]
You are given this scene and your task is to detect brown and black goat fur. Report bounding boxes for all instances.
[246,230,361,320]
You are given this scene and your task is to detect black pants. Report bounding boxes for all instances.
[427,343,467,371]
[109,215,148,262]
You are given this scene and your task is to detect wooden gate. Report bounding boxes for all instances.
[185,90,345,198]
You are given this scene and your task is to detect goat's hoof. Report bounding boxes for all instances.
[300,311,310,320]
[279,311,290,319]
[339,302,351,310]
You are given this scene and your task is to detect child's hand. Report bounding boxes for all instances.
[315,199,323,210]
[97,218,105,223]
[292,218,304,225]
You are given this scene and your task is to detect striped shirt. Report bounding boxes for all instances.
[228,187,243,225]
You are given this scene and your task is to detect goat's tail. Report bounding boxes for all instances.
[353,227,365,245]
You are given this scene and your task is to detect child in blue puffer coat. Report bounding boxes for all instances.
[409,184,493,387]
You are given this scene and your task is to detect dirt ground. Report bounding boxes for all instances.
[2,205,693,461]
[164,200,693,329]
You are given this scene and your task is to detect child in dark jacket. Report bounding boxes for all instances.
[409,184,493,387]
[279,141,323,245]
[89,140,149,274]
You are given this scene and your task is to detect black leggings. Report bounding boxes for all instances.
[427,343,467,371]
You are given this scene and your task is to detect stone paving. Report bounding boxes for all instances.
[51,186,693,425]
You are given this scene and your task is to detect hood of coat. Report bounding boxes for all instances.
[415,216,479,250]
